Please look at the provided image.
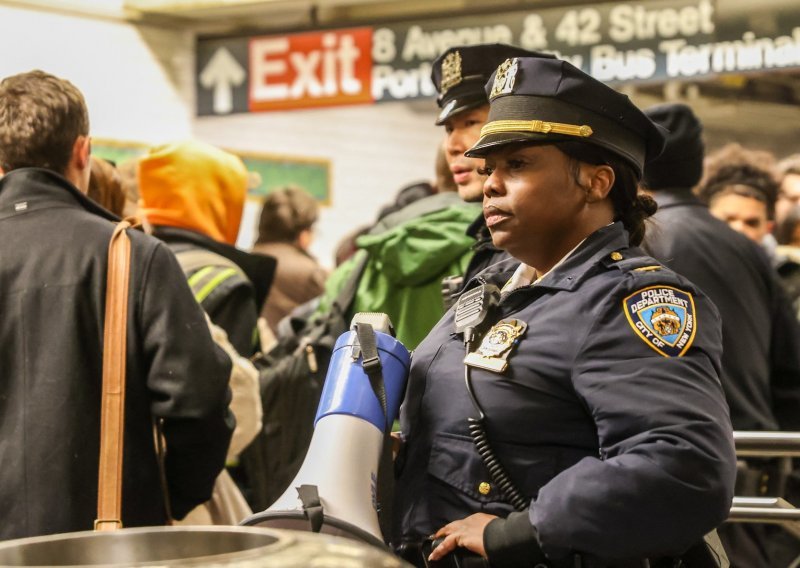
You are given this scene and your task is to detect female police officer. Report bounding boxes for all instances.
[392,55,736,567]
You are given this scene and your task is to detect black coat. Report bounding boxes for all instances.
[395,222,735,563]
[644,189,800,432]
[0,169,234,539]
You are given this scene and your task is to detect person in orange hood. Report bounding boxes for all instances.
[139,140,275,356]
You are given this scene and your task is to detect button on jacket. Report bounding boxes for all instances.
[394,222,736,563]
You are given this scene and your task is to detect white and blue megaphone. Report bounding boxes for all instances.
[242,313,410,547]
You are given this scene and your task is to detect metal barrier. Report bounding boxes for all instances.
[728,497,800,540]
[734,431,800,458]
[730,432,800,541]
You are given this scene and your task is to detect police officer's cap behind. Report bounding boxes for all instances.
[431,44,554,125]
[465,57,667,176]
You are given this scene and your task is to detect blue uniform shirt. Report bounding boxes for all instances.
[394,222,736,563]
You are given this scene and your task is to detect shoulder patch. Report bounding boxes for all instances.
[623,285,697,357]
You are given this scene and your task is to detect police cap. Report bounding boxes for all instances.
[465,57,667,175]
[431,44,554,125]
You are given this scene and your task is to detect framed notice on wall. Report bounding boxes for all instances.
[236,151,331,204]
[91,138,331,204]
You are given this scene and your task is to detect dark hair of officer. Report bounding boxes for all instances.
[256,185,319,244]
[466,57,665,248]
[0,70,89,175]
[554,140,656,246]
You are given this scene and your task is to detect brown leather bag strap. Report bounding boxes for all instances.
[95,220,133,531]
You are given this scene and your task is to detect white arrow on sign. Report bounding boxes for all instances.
[200,47,246,114]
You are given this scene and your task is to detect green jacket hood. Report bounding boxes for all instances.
[356,202,481,286]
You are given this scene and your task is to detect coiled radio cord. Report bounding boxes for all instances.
[463,341,528,512]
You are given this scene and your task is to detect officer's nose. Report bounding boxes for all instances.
[484,167,503,197]
[446,128,466,155]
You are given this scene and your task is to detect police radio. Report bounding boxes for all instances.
[454,283,528,512]
[453,282,500,344]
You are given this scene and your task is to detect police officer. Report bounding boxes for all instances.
[392,56,736,567]
[431,44,554,297]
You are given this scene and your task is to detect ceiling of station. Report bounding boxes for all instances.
[121,0,572,36]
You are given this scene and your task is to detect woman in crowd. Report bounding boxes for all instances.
[252,186,328,332]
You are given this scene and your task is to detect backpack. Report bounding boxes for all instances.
[240,252,369,512]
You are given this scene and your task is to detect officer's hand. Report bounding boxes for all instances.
[428,513,497,561]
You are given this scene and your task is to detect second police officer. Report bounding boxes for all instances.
[392,54,736,567]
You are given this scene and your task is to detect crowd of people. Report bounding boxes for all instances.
[1,40,799,568]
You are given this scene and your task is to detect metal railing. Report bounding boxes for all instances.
[734,431,800,458]
[729,432,800,540]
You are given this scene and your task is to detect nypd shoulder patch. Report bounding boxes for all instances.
[623,285,697,357]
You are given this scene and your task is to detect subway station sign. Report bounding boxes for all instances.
[196,0,800,115]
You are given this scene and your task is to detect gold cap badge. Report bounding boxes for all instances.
[490,58,519,100]
[440,51,463,94]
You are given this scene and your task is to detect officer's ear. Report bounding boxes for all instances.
[581,164,615,203]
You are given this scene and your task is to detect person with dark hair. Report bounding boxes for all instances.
[393,57,735,568]
[374,180,436,223]
[642,103,800,567]
[776,154,800,231]
[87,156,126,216]
[697,161,779,245]
[252,186,327,333]
[0,70,234,538]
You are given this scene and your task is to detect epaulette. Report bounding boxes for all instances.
[602,250,665,273]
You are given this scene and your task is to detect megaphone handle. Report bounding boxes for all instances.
[354,323,389,426]
[296,484,324,533]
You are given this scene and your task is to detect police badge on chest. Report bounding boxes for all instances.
[464,319,527,373]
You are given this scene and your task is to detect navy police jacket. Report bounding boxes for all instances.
[394,222,736,563]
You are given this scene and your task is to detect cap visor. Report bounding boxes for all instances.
[465,131,562,158]
[435,94,487,125]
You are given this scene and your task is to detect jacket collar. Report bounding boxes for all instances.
[0,167,118,222]
[650,188,706,210]
[153,225,276,311]
[482,222,632,293]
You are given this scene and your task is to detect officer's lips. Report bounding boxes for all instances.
[484,204,510,228]
[450,165,473,185]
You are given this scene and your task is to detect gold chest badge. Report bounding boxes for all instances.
[464,319,527,373]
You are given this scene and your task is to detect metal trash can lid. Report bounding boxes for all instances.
[0,525,409,567]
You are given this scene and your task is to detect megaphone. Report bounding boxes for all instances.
[242,313,410,547]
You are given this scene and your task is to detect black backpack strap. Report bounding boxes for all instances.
[296,484,324,533]
[334,250,370,314]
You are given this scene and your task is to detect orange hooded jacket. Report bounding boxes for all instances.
[139,140,247,245]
